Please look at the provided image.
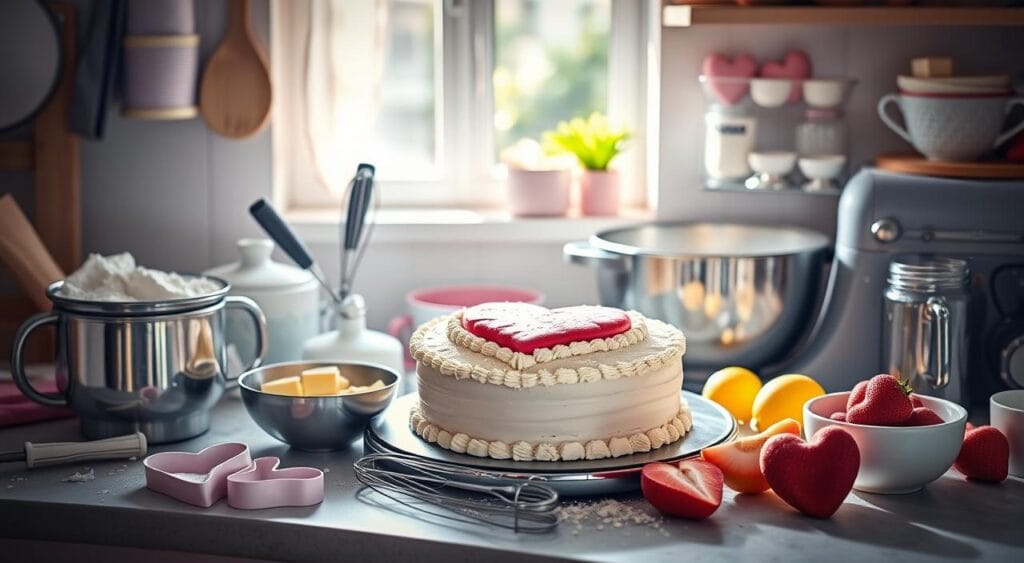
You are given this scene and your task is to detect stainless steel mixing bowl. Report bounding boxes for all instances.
[566,222,830,369]
[238,361,400,451]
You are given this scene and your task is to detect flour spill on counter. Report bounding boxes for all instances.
[61,253,220,301]
[62,468,95,483]
[558,498,669,536]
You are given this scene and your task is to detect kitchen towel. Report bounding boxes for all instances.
[0,378,74,428]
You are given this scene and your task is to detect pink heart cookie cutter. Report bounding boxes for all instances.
[227,456,324,510]
[144,443,324,510]
[144,442,252,507]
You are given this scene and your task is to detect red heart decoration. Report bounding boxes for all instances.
[461,303,631,354]
[759,426,860,519]
[759,50,812,103]
[702,52,758,105]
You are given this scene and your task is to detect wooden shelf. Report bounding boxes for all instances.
[662,5,1024,27]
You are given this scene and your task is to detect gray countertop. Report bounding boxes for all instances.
[1,391,1022,562]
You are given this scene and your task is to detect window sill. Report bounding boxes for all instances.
[287,207,653,244]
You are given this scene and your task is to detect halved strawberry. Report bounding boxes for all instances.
[641,460,723,519]
[701,418,801,494]
[830,412,847,422]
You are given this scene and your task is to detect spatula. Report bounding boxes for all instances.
[199,0,271,138]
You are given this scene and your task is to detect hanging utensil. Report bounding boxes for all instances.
[339,163,376,299]
[199,0,271,138]
[249,198,341,306]
[0,432,146,469]
[353,452,560,533]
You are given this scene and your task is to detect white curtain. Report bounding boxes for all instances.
[272,0,388,207]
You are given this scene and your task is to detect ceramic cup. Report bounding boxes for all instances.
[991,390,1024,478]
[387,285,544,369]
[877,93,1024,161]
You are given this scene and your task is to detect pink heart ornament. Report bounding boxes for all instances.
[702,53,758,105]
[759,50,812,103]
[144,442,252,507]
[227,456,324,510]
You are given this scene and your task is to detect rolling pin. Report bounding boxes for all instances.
[0,194,65,311]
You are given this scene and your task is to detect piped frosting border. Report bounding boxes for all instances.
[410,313,686,389]
[447,310,650,370]
[409,398,693,462]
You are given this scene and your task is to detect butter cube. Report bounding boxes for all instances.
[262,375,304,397]
[301,366,349,395]
[911,57,953,79]
[347,380,386,394]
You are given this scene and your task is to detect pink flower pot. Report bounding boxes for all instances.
[506,168,571,217]
[580,170,620,216]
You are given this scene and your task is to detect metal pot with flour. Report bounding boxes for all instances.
[11,256,267,443]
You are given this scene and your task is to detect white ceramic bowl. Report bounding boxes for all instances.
[803,79,847,108]
[798,155,846,180]
[897,74,1010,96]
[748,151,796,175]
[804,392,967,494]
[750,78,792,108]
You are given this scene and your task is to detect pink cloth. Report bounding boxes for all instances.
[0,380,74,427]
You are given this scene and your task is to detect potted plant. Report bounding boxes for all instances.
[543,113,629,216]
[500,138,573,217]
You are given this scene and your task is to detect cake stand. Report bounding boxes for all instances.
[363,391,737,496]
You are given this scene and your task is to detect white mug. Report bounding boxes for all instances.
[991,390,1024,478]
[877,93,1024,162]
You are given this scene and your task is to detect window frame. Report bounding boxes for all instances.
[273,0,651,212]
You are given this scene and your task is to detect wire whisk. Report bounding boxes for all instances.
[353,452,560,533]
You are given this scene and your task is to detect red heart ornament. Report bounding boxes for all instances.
[702,52,758,105]
[461,303,631,354]
[759,426,860,519]
[759,50,812,103]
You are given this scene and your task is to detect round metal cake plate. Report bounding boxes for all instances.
[363,391,737,496]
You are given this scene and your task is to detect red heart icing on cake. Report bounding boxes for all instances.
[702,52,758,105]
[462,303,632,354]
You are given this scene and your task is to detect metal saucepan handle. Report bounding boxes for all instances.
[924,297,951,389]
[562,241,628,269]
[224,296,268,382]
[10,312,67,407]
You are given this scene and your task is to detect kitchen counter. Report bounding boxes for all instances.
[1,392,1021,562]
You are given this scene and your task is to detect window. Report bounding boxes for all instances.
[272,0,648,211]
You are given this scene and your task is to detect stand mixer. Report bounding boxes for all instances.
[784,168,1024,403]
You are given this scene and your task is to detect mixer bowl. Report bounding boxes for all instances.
[565,222,830,369]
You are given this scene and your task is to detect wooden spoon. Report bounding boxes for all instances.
[200,0,272,139]
[0,194,64,311]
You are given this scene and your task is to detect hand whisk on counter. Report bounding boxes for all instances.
[353,453,560,533]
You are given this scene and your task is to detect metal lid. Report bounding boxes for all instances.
[888,256,969,293]
[46,276,230,316]
[592,222,830,259]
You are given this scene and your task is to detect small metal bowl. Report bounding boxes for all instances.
[238,361,400,451]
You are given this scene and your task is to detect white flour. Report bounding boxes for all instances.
[558,498,668,536]
[61,253,219,302]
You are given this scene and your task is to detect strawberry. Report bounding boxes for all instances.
[846,381,868,412]
[910,394,925,409]
[701,418,801,494]
[830,412,847,422]
[846,374,914,425]
[966,422,976,431]
[903,406,944,426]
[954,426,1009,483]
[641,460,723,519]
[760,426,860,519]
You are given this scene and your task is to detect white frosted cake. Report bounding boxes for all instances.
[409,303,690,462]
